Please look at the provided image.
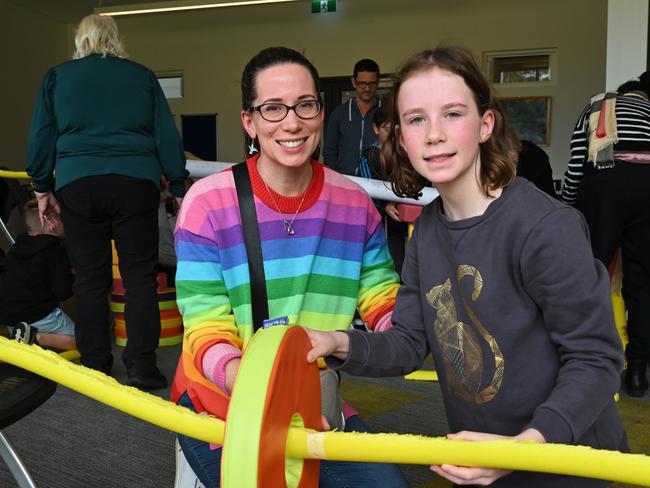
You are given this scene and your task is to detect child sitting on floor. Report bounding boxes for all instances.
[0,199,76,350]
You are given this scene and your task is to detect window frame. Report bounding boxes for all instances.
[484,48,558,87]
[156,71,184,100]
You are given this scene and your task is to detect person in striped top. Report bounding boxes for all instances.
[561,81,650,205]
[170,47,407,488]
[561,75,650,398]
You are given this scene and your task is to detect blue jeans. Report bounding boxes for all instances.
[31,307,75,336]
[177,393,408,488]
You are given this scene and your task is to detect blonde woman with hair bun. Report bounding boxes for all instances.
[73,14,126,59]
[26,13,188,390]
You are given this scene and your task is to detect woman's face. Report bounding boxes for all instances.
[241,63,323,171]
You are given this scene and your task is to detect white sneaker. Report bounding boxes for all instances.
[10,322,38,345]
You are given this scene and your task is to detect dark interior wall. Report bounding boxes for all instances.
[0,0,68,170]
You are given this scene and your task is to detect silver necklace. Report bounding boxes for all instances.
[262,179,308,236]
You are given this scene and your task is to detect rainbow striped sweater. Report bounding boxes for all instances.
[170,155,400,416]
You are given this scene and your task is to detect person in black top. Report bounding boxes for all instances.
[562,74,650,398]
[505,128,557,198]
[0,200,75,350]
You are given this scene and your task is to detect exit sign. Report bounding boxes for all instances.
[312,0,336,13]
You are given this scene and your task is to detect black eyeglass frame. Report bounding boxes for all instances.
[247,99,322,122]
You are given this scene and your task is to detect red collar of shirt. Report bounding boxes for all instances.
[244,153,324,213]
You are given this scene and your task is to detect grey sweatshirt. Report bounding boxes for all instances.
[323,98,380,176]
[332,178,627,487]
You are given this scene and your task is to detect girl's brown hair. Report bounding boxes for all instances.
[381,46,516,199]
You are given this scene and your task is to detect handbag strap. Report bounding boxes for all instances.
[232,162,269,332]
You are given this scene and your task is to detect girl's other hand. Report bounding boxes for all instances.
[430,429,544,485]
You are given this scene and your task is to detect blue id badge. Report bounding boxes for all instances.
[262,316,289,329]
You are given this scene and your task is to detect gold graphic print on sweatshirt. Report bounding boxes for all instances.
[426,265,504,404]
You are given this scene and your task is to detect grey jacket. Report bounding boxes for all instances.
[323,98,380,175]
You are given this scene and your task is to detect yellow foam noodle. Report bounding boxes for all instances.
[0,170,29,179]
[286,430,650,486]
[59,349,81,361]
[404,370,438,381]
[2,338,650,486]
[612,290,628,349]
[610,249,628,349]
[0,337,224,444]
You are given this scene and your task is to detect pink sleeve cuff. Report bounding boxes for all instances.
[201,343,243,393]
[374,312,393,332]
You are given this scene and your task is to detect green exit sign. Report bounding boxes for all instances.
[312,0,336,13]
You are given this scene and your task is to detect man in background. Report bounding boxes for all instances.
[324,59,382,175]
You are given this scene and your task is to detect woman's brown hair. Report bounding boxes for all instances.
[381,46,516,199]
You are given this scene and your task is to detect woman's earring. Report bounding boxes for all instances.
[248,138,259,155]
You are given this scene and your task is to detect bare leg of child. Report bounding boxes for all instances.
[36,332,77,351]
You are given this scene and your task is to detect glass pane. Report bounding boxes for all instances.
[158,76,183,99]
[493,55,550,83]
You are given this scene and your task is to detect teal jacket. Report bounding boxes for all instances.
[27,54,188,197]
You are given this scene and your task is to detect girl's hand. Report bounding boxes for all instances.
[430,428,545,485]
[304,329,350,363]
[384,202,401,221]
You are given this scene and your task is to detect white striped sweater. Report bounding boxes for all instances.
[561,93,650,205]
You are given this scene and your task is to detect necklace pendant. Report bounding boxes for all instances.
[283,220,295,236]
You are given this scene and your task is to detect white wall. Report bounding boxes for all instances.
[606,0,648,90]
[103,0,608,178]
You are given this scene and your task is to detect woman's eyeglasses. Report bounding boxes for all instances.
[249,100,322,122]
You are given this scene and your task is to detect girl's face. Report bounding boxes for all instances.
[396,67,494,190]
[241,63,323,171]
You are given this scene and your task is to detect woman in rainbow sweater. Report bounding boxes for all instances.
[170,47,407,487]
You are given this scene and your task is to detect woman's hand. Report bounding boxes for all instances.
[34,191,62,233]
[384,202,401,222]
[430,428,545,485]
[304,329,350,363]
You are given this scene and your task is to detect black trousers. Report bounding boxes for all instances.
[575,161,650,360]
[58,175,161,373]
[385,216,408,276]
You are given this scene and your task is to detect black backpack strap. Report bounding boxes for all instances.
[232,162,269,332]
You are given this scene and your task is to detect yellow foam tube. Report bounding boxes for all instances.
[59,349,81,361]
[2,337,650,486]
[404,370,438,381]
[612,290,628,349]
[0,170,29,179]
[0,337,223,444]
[287,430,650,486]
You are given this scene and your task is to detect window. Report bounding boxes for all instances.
[493,55,550,83]
[484,49,557,85]
[156,72,183,99]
